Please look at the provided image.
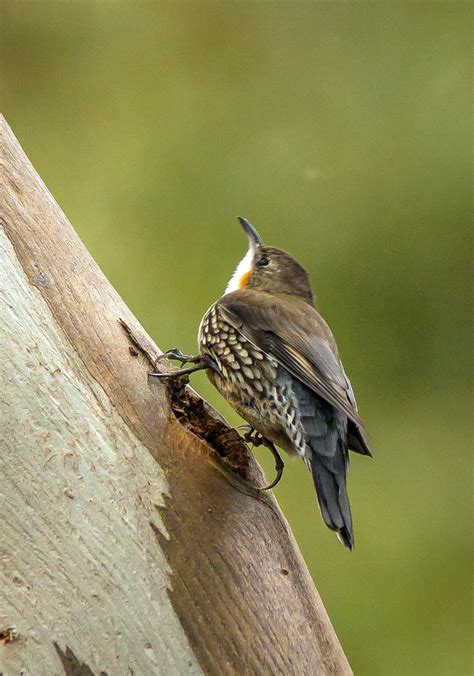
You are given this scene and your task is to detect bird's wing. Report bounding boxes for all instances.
[217,289,366,431]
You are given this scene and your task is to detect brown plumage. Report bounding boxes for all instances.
[197,217,371,549]
[155,216,371,549]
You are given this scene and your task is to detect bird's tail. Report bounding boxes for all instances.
[311,453,354,550]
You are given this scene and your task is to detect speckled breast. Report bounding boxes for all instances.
[197,303,305,456]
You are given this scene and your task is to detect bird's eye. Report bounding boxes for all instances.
[258,257,269,268]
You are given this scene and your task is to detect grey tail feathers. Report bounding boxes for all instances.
[311,457,354,550]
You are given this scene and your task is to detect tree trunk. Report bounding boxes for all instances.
[0,115,351,676]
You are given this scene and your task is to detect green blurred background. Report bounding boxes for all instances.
[2,2,472,673]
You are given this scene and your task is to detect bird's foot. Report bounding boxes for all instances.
[239,426,285,490]
[237,423,255,438]
[239,425,264,447]
[154,348,203,368]
[149,349,212,379]
[258,440,285,490]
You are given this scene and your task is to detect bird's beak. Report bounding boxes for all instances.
[237,216,263,250]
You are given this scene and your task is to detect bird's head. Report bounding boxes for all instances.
[225,216,314,305]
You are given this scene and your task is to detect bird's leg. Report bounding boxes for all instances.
[149,349,216,379]
[241,427,285,491]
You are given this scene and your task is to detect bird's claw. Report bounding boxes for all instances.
[243,429,265,448]
[154,348,200,369]
[148,370,190,380]
[260,456,284,491]
[238,426,285,490]
[258,438,285,490]
[236,424,261,445]
[149,350,211,380]
[237,423,255,437]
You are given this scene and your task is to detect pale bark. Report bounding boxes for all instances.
[0,115,351,676]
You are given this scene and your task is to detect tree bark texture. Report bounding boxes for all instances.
[0,115,351,676]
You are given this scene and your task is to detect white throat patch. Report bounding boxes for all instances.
[225,248,253,294]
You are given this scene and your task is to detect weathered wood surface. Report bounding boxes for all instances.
[0,115,351,676]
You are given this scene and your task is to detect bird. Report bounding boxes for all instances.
[152,216,371,549]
